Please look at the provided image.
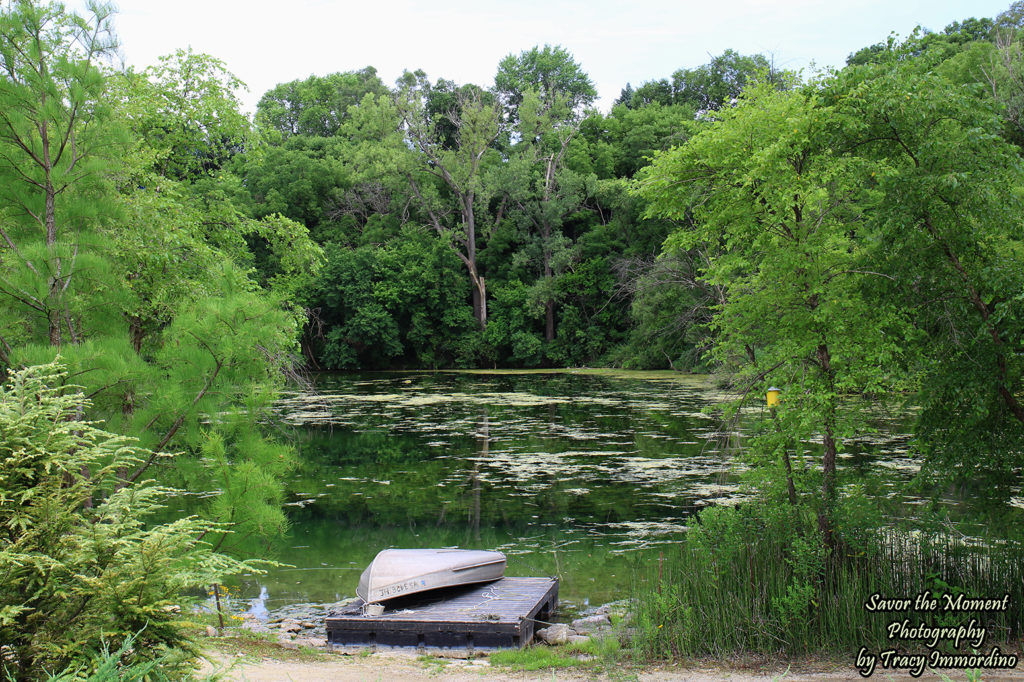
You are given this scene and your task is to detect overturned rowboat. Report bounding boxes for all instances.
[356,548,506,604]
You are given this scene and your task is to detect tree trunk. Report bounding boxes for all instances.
[45,185,56,245]
[470,275,487,330]
[771,407,799,506]
[465,194,487,330]
[783,447,798,506]
[129,315,145,354]
[48,308,61,346]
[478,276,486,329]
[545,300,555,342]
[42,118,64,347]
[543,247,554,342]
[542,221,554,342]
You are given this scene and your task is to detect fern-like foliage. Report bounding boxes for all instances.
[0,361,269,680]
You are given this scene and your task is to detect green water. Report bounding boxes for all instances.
[225,370,970,613]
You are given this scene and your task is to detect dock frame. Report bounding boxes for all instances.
[326,576,558,650]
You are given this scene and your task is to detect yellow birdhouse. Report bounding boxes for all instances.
[766,386,781,408]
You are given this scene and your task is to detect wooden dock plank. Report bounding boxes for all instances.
[325,576,558,650]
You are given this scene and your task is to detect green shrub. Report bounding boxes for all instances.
[0,361,264,679]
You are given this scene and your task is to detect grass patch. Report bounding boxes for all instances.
[490,634,626,674]
[220,627,277,645]
[205,633,330,664]
[416,654,450,673]
[567,634,622,659]
[489,645,588,671]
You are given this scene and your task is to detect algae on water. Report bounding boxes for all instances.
[227,370,994,609]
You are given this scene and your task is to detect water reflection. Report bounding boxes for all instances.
[228,371,1004,610]
[469,409,487,542]
[246,586,269,621]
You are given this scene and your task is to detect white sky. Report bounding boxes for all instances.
[86,0,1008,114]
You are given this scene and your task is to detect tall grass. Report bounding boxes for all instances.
[630,512,1024,660]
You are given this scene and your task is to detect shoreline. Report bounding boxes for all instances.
[199,636,1024,681]
[203,598,1024,681]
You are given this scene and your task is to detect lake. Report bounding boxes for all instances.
[226,370,1002,614]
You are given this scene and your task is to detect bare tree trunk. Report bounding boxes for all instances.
[478,276,486,329]
[471,279,484,330]
[465,195,488,330]
[543,222,554,342]
[44,186,56,245]
[467,274,487,330]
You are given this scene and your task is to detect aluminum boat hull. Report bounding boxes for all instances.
[356,549,506,604]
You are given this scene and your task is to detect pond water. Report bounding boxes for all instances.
[225,370,999,614]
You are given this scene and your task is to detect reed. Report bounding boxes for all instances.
[629,515,1024,660]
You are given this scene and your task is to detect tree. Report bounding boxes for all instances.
[968,22,1024,146]
[624,77,674,108]
[614,251,718,370]
[234,135,350,242]
[639,36,1024,546]
[109,48,256,180]
[944,16,995,43]
[615,82,635,107]
[828,53,1024,486]
[395,71,501,330]
[494,44,596,126]
[304,230,476,369]
[595,102,696,178]
[671,49,772,111]
[995,1,1024,34]
[638,76,903,547]
[491,91,589,343]
[0,361,261,679]
[97,164,317,552]
[0,0,119,350]
[493,47,597,343]
[623,50,772,111]
[255,68,388,139]
[0,1,320,555]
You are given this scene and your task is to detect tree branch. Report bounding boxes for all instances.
[126,359,224,483]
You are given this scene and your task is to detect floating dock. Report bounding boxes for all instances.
[326,576,558,650]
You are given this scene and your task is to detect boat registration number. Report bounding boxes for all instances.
[375,579,427,599]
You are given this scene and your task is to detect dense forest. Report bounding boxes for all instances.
[247,49,759,371]
[1,0,1023,676]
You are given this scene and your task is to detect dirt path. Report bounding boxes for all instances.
[199,648,1024,681]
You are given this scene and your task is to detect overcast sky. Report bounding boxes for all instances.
[88,1,1008,114]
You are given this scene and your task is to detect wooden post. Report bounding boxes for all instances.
[213,583,225,631]
[658,551,663,595]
